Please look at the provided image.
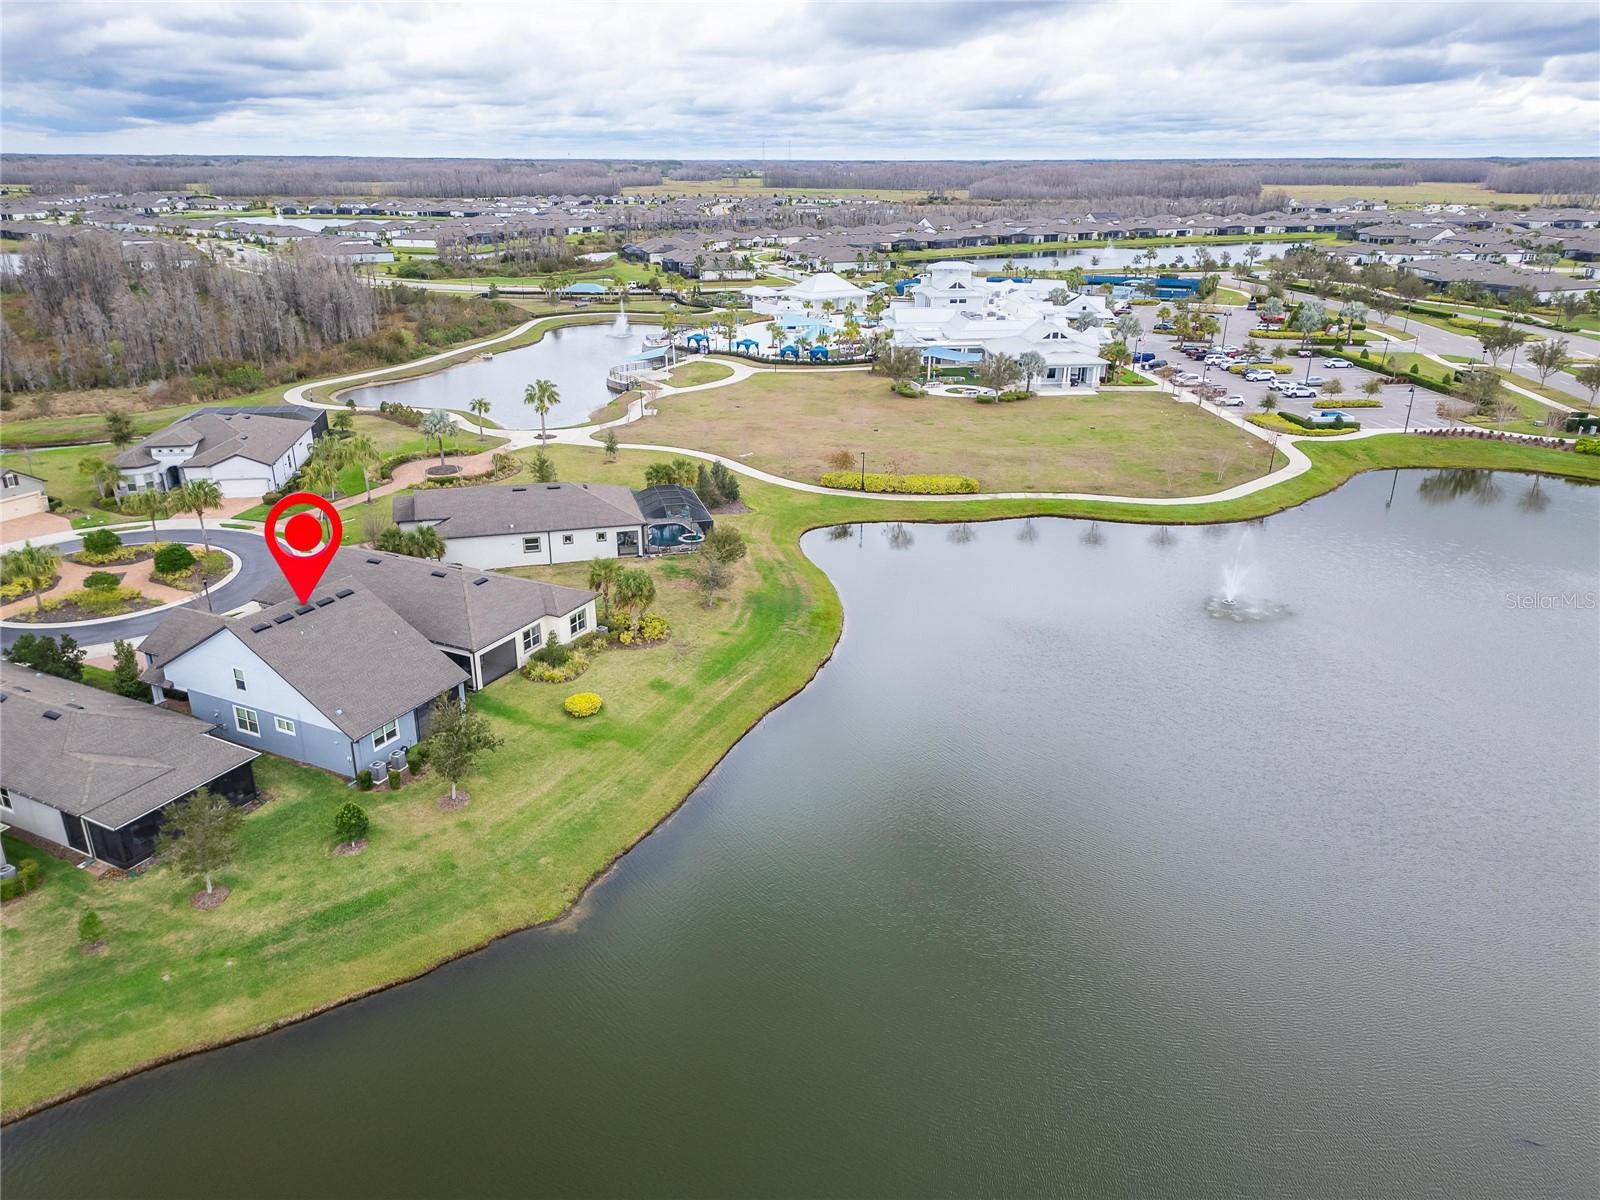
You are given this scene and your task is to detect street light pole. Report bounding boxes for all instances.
[860,450,866,491]
[1403,384,1417,432]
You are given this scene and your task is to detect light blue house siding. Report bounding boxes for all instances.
[183,687,380,777]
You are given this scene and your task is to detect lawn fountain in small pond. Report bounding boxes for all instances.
[1205,527,1292,622]
[609,295,631,338]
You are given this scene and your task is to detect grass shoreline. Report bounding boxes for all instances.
[3,437,1598,1124]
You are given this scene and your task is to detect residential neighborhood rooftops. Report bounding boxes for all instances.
[393,482,646,538]
[111,411,312,470]
[0,665,259,830]
[141,582,469,740]
[252,546,595,653]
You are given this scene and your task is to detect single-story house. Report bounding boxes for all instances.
[0,469,49,523]
[251,547,599,689]
[138,583,469,778]
[0,665,259,868]
[392,482,713,569]
[112,410,318,499]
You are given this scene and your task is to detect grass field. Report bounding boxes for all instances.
[623,371,1282,495]
[4,432,1599,1119]
[664,361,735,388]
[1262,182,1546,206]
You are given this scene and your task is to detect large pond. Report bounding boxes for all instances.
[5,470,1596,1199]
[961,239,1308,271]
[341,322,648,430]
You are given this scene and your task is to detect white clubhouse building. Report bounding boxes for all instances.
[880,261,1113,392]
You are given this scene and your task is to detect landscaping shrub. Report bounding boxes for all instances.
[45,586,147,617]
[891,380,921,397]
[1575,437,1600,456]
[78,910,104,944]
[996,389,1031,402]
[153,543,196,576]
[83,570,120,591]
[406,743,427,774]
[356,770,374,791]
[818,471,979,495]
[2,858,42,903]
[534,630,571,667]
[333,801,370,844]
[1272,410,1361,432]
[616,614,670,646]
[563,692,604,718]
[80,528,124,558]
[4,633,85,679]
[522,648,591,683]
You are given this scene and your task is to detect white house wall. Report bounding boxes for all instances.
[418,526,643,570]
[0,789,70,848]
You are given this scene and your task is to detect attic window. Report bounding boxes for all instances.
[335,588,354,598]
[42,710,61,720]
[272,613,294,625]
[250,621,271,632]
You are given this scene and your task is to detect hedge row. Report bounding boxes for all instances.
[1274,410,1361,432]
[819,471,980,495]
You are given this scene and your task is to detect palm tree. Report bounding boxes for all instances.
[342,434,380,502]
[420,409,456,468]
[78,457,120,500]
[523,379,557,444]
[5,543,60,613]
[614,568,656,636]
[406,526,446,561]
[123,488,169,538]
[302,458,340,502]
[178,479,222,555]
[468,397,491,438]
[587,558,622,623]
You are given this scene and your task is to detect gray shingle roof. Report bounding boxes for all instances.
[252,547,594,653]
[0,665,258,830]
[113,411,309,470]
[396,482,644,538]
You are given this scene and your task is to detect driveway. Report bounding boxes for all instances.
[0,526,278,651]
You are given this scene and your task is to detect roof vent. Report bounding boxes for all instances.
[315,596,335,607]
[511,486,526,493]
[472,577,488,586]
[250,621,271,632]
[272,613,294,625]
[67,702,85,710]
[546,484,560,490]
[431,569,447,578]
[335,588,354,598]
[295,604,314,615]
[43,710,61,720]
[365,557,381,565]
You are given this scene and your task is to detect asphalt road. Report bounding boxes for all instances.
[0,526,277,650]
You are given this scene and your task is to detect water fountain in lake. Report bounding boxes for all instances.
[610,295,631,338]
[1205,528,1292,622]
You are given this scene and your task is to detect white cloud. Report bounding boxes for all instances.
[1,0,1595,157]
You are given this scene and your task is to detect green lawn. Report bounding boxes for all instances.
[4,433,1598,1119]
[624,371,1282,496]
[664,361,735,388]
[0,444,113,516]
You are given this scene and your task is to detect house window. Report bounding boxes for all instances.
[569,609,588,636]
[596,531,608,542]
[523,536,542,554]
[0,787,12,811]
[373,720,399,749]
[561,534,574,546]
[521,626,539,654]
[233,668,246,691]
[274,717,296,736]
[234,706,260,736]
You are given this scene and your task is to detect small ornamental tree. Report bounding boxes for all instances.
[111,639,146,699]
[423,695,504,802]
[703,525,747,565]
[78,910,104,945]
[155,787,242,898]
[80,528,123,558]
[603,428,619,462]
[333,802,370,845]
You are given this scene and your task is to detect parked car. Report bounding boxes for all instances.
[1246,299,1259,310]
[1219,394,1246,407]
[1153,321,1176,331]
[1283,385,1318,399]
[1204,354,1231,367]
[1323,358,1353,368]
[1296,348,1315,357]
[1133,351,1157,364]
[1175,371,1203,385]
[1147,358,1169,369]
[1304,375,1328,388]
[1243,369,1276,382]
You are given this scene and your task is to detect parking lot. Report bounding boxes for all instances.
[1128,309,1463,431]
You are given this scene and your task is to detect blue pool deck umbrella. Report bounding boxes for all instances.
[734,337,759,351]
[808,345,830,361]
[779,344,801,360]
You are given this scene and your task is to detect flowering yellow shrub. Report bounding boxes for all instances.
[818,471,979,495]
[563,692,604,718]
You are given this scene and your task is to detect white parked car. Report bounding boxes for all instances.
[1267,378,1294,392]
[1203,354,1232,367]
[1323,358,1353,368]
[1243,370,1276,382]
[1219,394,1246,407]
[1175,371,1203,385]
[1283,385,1318,399]
[1304,376,1328,388]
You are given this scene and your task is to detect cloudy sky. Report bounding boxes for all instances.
[2,0,1596,159]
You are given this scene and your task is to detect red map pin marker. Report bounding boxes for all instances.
[265,492,343,604]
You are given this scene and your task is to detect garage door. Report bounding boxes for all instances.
[217,477,271,498]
